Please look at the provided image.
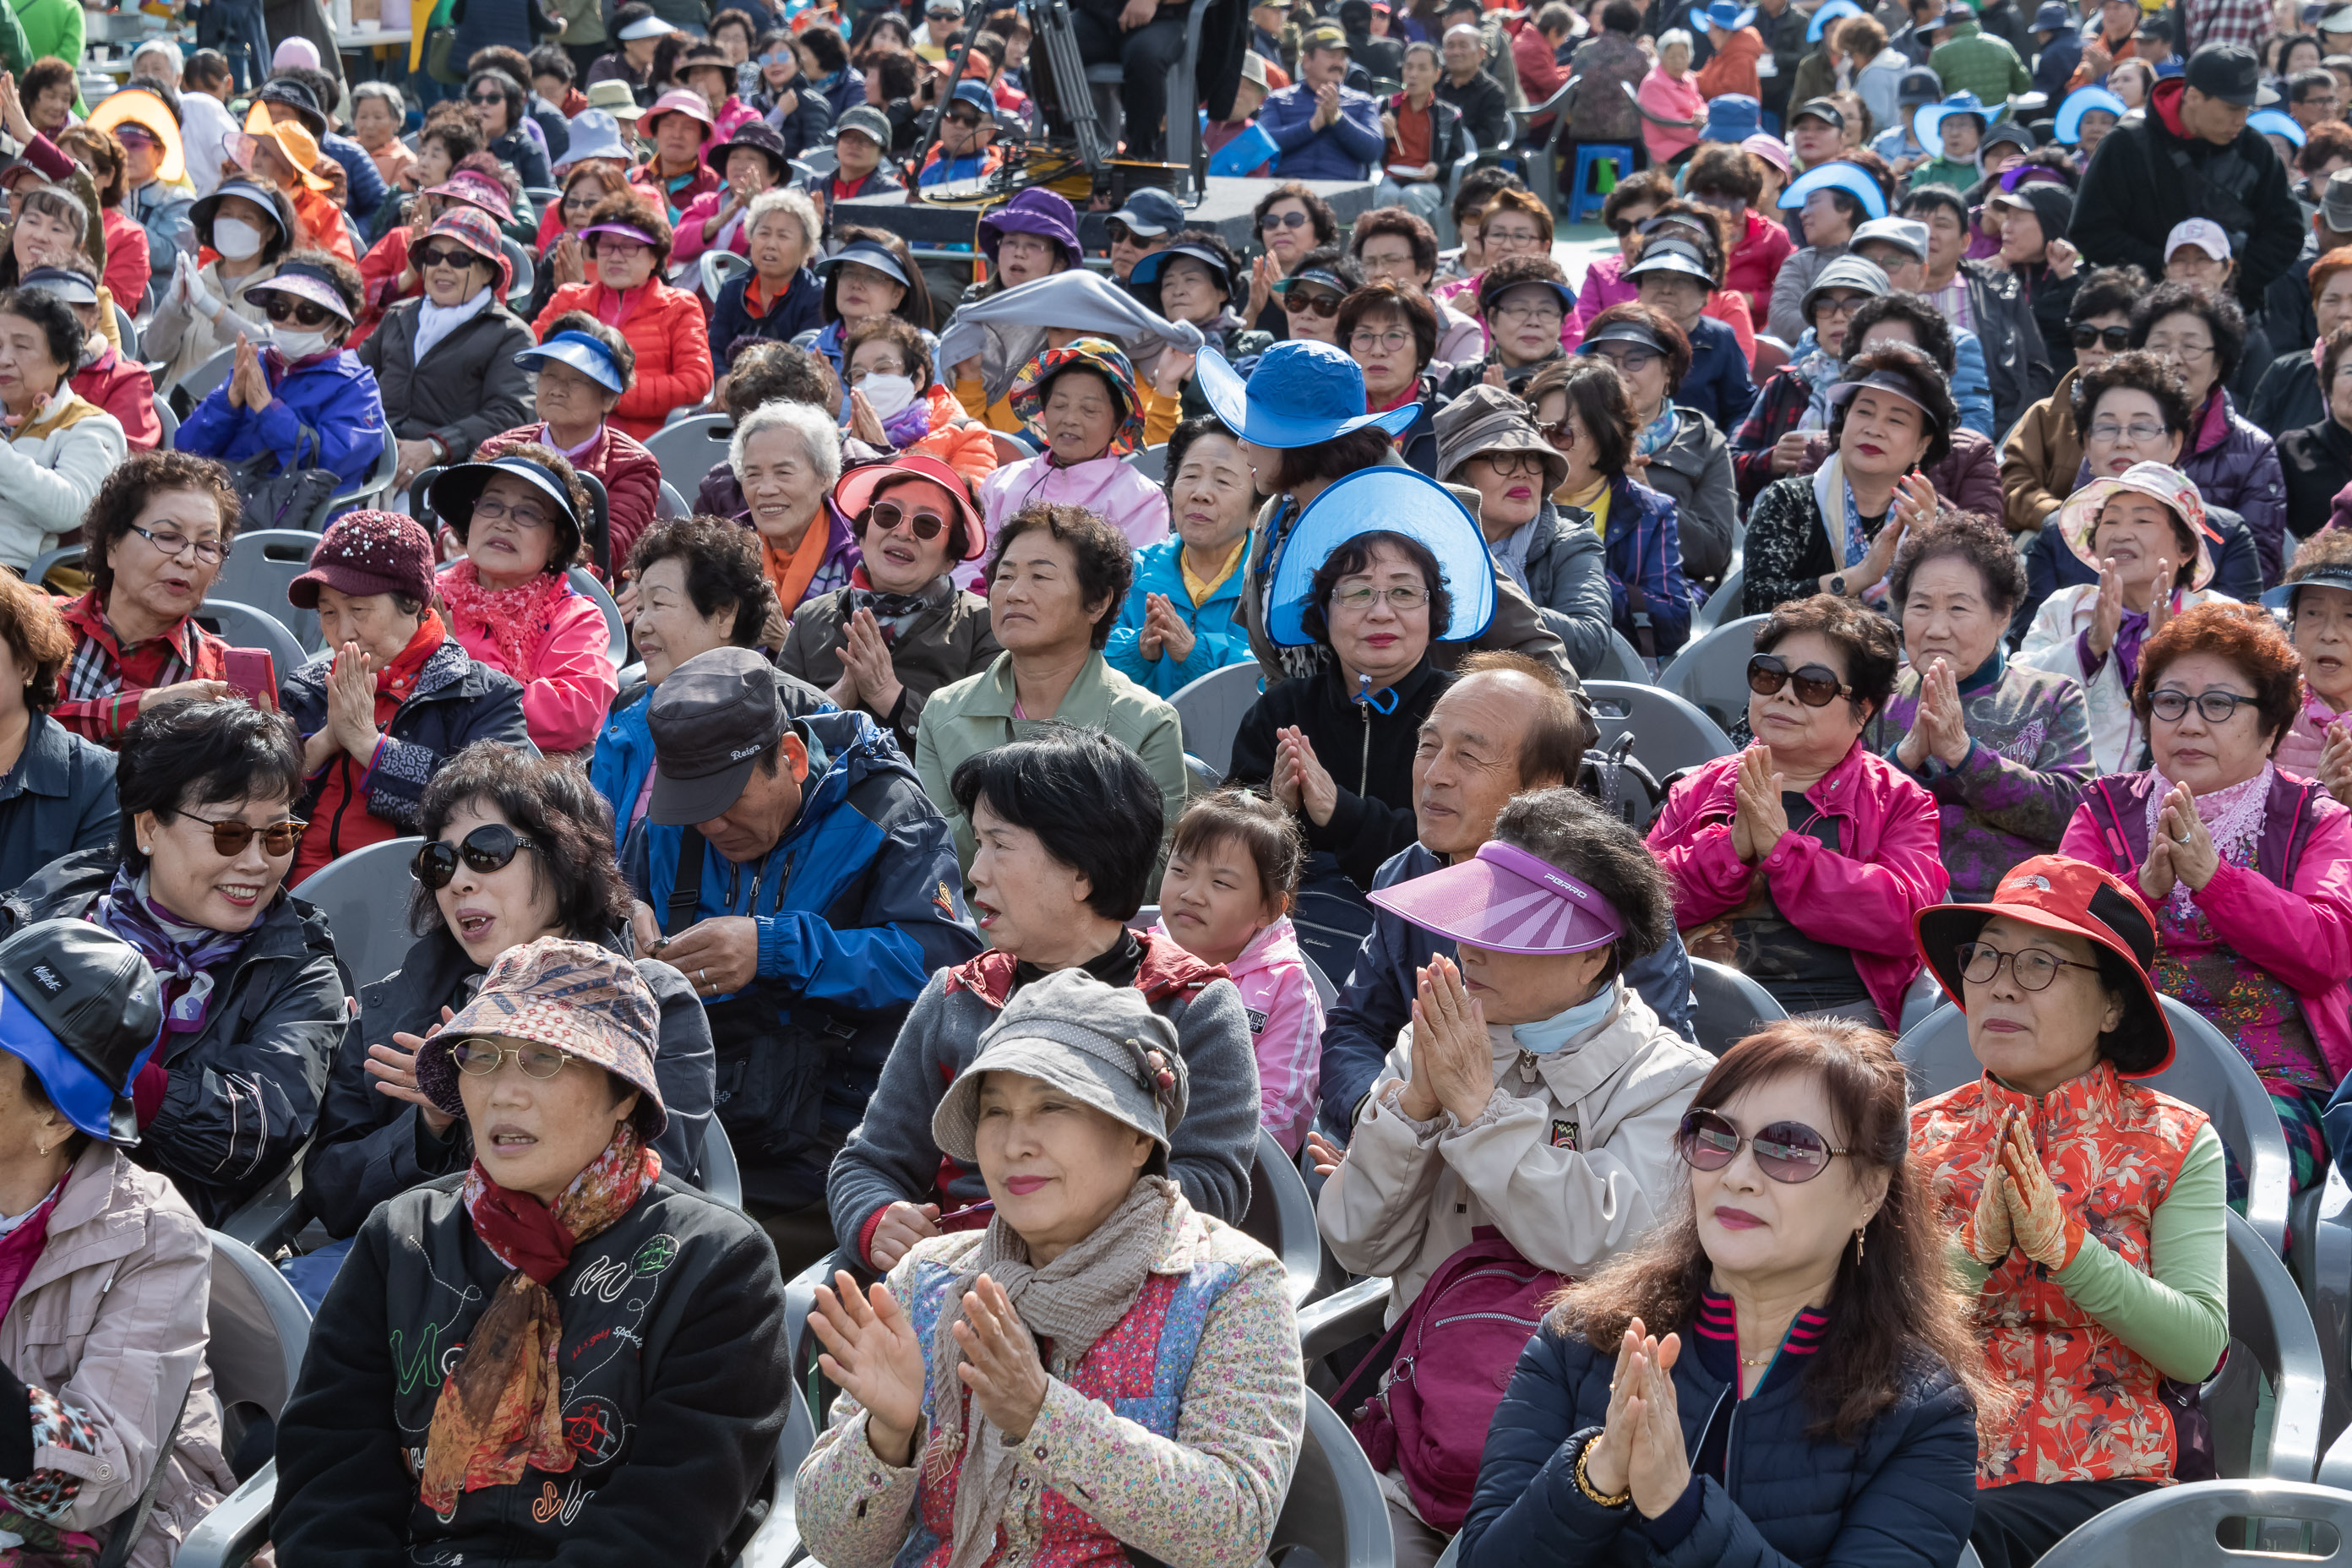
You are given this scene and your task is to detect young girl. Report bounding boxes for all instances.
[1157,790,1325,1154]
[2270,527,2352,804]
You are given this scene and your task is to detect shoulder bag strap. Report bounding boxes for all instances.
[664,826,707,938]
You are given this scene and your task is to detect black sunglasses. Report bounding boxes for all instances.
[1676,1108,1848,1184]
[1747,652,1853,707]
[1261,210,1312,231]
[2072,324,2132,351]
[864,500,949,540]
[412,824,540,890]
[418,246,483,270]
[1286,290,1342,318]
[261,297,332,327]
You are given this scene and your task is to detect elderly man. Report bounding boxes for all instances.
[1260,20,1387,178]
[623,647,981,1274]
[1437,20,1511,146]
[1317,653,1696,1137]
[1107,187,1182,281]
[2071,41,2305,313]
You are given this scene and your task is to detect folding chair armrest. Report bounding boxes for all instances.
[173,1460,275,1568]
[1298,1276,1391,1364]
[217,1173,307,1258]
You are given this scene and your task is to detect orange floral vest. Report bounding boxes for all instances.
[1910,1060,2210,1487]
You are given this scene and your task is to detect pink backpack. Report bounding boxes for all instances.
[1340,1228,1568,1532]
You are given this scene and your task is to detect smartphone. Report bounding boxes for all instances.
[223,647,276,709]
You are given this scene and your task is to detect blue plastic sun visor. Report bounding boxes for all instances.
[514,330,627,392]
[1265,467,1497,647]
[0,981,116,1141]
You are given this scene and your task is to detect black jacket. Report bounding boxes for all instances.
[2,848,347,1225]
[1751,0,1808,115]
[488,126,551,189]
[357,295,537,463]
[2268,242,2319,357]
[1227,657,1454,890]
[305,925,718,1239]
[272,1172,790,1567]
[1436,68,1510,148]
[0,714,115,899]
[750,82,836,159]
[2251,348,2324,438]
[2280,416,2352,542]
[1957,258,2054,438]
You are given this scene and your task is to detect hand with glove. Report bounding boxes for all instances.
[182,253,227,322]
[1957,1113,2016,1266]
[1998,1113,2082,1269]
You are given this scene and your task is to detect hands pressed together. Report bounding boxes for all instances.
[1960,1112,2077,1271]
[2085,554,2171,660]
[2322,719,2352,809]
[2137,780,2219,905]
[1727,746,1789,864]
[826,607,902,717]
[1135,591,1197,666]
[1897,656,1971,773]
[1580,1320,1691,1518]
[1396,955,1494,1125]
[1267,725,1338,826]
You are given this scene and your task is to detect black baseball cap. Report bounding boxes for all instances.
[0,921,163,1145]
[2185,41,2262,105]
[1793,95,1846,128]
[647,647,794,825]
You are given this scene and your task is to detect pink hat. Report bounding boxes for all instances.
[1741,132,1794,176]
[1367,838,1626,955]
[644,88,716,130]
[424,170,516,226]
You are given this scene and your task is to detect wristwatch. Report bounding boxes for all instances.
[1826,572,1848,597]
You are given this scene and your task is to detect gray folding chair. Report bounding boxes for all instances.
[1688,956,1786,1057]
[2206,1207,2328,1484]
[169,344,236,411]
[1168,662,1263,779]
[1587,629,1647,682]
[293,836,424,993]
[308,427,402,530]
[156,397,179,449]
[990,431,1034,465]
[500,237,534,309]
[700,249,752,302]
[658,481,689,520]
[731,1355,819,1568]
[2305,1166,2352,1456]
[196,602,305,684]
[114,302,140,362]
[701,1117,743,1206]
[212,530,327,650]
[1690,565,1745,638]
[1657,612,1768,736]
[1583,679,1736,782]
[1302,951,1339,1012]
[645,413,734,489]
[2035,1478,2352,1568]
[1268,1394,1394,1568]
[173,1233,314,1568]
[570,566,629,667]
[27,542,84,591]
[1242,1127,1325,1308]
[1897,969,1947,1036]
[1130,443,1169,483]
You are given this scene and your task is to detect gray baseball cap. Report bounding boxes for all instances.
[932,968,1189,1168]
[646,647,792,826]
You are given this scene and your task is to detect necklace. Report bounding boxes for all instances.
[1740,1350,1774,1368]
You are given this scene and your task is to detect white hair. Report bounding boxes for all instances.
[731,400,843,491]
[1658,26,1693,52]
[745,187,823,259]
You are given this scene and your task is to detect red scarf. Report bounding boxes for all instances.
[438,561,567,679]
[373,609,447,725]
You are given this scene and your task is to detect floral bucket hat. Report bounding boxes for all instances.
[1009,336,1146,458]
[2054,460,2219,591]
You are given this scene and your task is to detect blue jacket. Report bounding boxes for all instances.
[709,266,824,378]
[1320,841,1695,1135]
[0,712,114,896]
[1952,327,1994,438]
[1458,1314,1979,1568]
[176,347,386,491]
[2033,26,2082,95]
[1256,80,1385,180]
[1105,533,1257,698]
[1680,315,1756,432]
[2012,497,2264,645]
[591,668,836,847]
[321,131,389,226]
[1588,476,1695,658]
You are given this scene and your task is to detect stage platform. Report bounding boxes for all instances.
[837,174,1386,251]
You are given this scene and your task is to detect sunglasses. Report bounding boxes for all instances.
[180,812,306,858]
[2072,324,2132,351]
[411,823,540,890]
[453,1039,571,1078]
[261,297,333,327]
[865,500,950,540]
[419,246,484,270]
[1105,220,1137,245]
[1261,210,1312,231]
[1286,290,1342,318]
[469,91,506,106]
[1676,1107,1848,1184]
[1747,652,1854,707]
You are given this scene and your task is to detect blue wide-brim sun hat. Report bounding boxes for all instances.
[1807,0,1862,40]
[1912,91,1990,150]
[1197,341,1422,449]
[2054,84,2126,144]
[1264,466,1496,647]
[2251,108,2307,146]
[0,982,142,1142]
[1777,160,1890,221]
[1697,0,1755,29]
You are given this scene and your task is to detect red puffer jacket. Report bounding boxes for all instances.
[532,280,715,439]
[476,422,662,577]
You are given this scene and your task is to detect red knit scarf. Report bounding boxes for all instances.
[438,561,567,679]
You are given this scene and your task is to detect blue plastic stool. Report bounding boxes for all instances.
[1568,144,1635,225]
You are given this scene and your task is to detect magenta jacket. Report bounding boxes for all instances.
[1646,738,1948,1026]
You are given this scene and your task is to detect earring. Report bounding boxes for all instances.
[1853,1225,1867,1264]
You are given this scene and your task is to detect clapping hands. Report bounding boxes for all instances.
[2322,719,2352,808]
[1729,746,1788,863]
[1897,656,1970,772]
[1396,955,1494,1125]
[1580,1319,1691,1518]
[1268,725,1338,825]
[1135,592,1195,665]
[2138,780,2216,903]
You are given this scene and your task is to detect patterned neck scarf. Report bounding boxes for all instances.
[418,1124,662,1514]
[1634,403,1679,458]
[438,559,568,678]
[93,864,257,1035]
[2145,760,2274,919]
[880,392,935,449]
[847,564,950,635]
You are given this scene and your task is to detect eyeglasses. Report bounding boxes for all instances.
[177,812,306,858]
[260,296,333,327]
[128,522,229,564]
[412,823,539,889]
[1592,346,1659,375]
[1287,290,1342,318]
[2148,688,2258,724]
[1484,226,1544,248]
[453,1039,572,1078]
[418,246,483,270]
[1331,583,1429,611]
[865,500,950,540]
[1493,300,1564,325]
[2072,324,2132,351]
[1747,651,1853,707]
[587,235,647,257]
[1261,210,1313,231]
[1811,295,1865,318]
[2145,336,2213,362]
[1349,328,1413,353]
[1476,449,1548,477]
[2088,418,2168,444]
[1956,940,2102,992]
[1675,1108,1848,1184]
[471,494,553,530]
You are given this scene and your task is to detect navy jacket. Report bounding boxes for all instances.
[0,713,115,897]
[321,131,389,226]
[1257,79,1386,179]
[1459,1317,1979,1568]
[1319,841,1695,1134]
[709,266,825,375]
[1680,315,1756,432]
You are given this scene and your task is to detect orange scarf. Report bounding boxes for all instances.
[761,513,830,618]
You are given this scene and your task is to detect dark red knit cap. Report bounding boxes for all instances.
[287,509,438,610]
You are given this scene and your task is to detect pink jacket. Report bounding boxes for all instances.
[670,187,751,265]
[2275,692,2344,781]
[1165,914,1324,1155]
[704,97,762,151]
[1646,739,1949,1026]
[1637,68,1707,165]
[970,453,1171,591]
[442,578,618,754]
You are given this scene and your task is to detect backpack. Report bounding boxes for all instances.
[1338,1228,1567,1533]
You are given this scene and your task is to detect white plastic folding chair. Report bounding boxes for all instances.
[570,567,629,667]
[1657,613,1767,736]
[173,1233,314,1568]
[212,530,328,650]
[196,602,306,683]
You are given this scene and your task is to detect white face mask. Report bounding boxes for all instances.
[271,326,335,360]
[861,373,917,418]
[213,216,265,260]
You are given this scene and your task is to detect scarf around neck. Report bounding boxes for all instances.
[923,1178,1175,1568]
[2145,760,2274,919]
[94,864,256,1034]
[418,1124,662,1514]
[413,286,494,363]
[1634,403,1679,458]
[439,559,567,678]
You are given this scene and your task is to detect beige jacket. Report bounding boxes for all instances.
[0,1144,235,1568]
[1318,983,1711,1322]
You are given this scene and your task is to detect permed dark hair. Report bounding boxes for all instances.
[724,340,836,419]
[1253,182,1338,248]
[627,516,778,647]
[81,450,243,604]
[2129,280,2248,389]
[1756,591,1903,723]
[408,742,634,940]
[1302,530,1453,651]
[1349,206,1440,278]
[950,721,1165,920]
[582,188,676,270]
[0,571,72,714]
[1258,424,1396,495]
[0,286,83,378]
[1847,291,1957,376]
[1826,341,1957,470]
[1492,786,1672,969]
[1336,280,1439,373]
[1570,302,1692,393]
[1159,414,1255,504]
[1169,788,1305,914]
[1685,143,1763,205]
[1889,513,2028,619]
[2069,348,2195,440]
[2067,265,2149,325]
[114,700,306,875]
[985,503,1135,649]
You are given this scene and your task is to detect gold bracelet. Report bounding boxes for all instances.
[1574,1437,1631,1508]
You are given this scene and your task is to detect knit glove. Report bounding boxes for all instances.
[1957,1129,2014,1267]
[1998,1113,2082,1270]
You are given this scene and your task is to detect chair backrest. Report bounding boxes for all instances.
[1243,1127,1324,1307]
[1657,613,1767,735]
[1267,1393,1393,1568]
[308,427,402,530]
[1168,662,1262,779]
[699,249,752,303]
[1896,969,1946,1036]
[214,530,328,651]
[1302,951,1339,1011]
[155,396,179,450]
[1587,629,1648,683]
[1130,443,1169,483]
[1687,956,1787,1056]
[114,302,139,362]
[501,237,534,308]
[701,1117,742,1206]
[1897,995,2293,1255]
[2210,1207,2329,1484]
[657,480,689,520]
[1184,752,1219,797]
[197,601,306,683]
[645,413,735,492]
[296,836,426,994]
[2034,1478,2352,1568]
[1689,565,1745,638]
[204,1230,311,1450]
[28,542,85,591]
[570,566,629,667]
[574,469,613,576]
[172,344,236,407]
[1583,679,1736,783]
[990,431,1034,465]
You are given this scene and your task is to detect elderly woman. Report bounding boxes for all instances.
[2000,265,2146,536]
[1565,303,1738,585]
[1686,143,1795,322]
[2127,281,2288,585]
[1431,188,1555,316]
[526,159,620,321]
[1460,1021,1987,1568]
[2058,603,2352,1194]
[429,449,622,754]
[176,252,389,498]
[273,936,788,1562]
[350,166,514,348]
[975,339,1170,586]
[1108,415,1259,699]
[1349,206,1484,367]
[917,505,1186,874]
[593,520,790,844]
[1315,788,1712,1566]
[2281,324,2352,542]
[803,966,1302,1568]
[782,457,1001,757]
[730,399,858,625]
[0,919,242,1566]
[0,286,125,574]
[708,185,824,376]
[1339,280,1444,472]
[0,574,115,892]
[278,511,531,883]
[841,315,997,490]
[358,206,536,493]
[1621,233,1756,431]
[2269,529,2352,798]
[1730,254,1888,508]
[1742,343,1955,619]
[531,192,713,439]
[830,727,1259,1261]
[1271,249,1362,351]
[1,700,348,1225]
[796,227,935,384]
[52,452,239,746]
[1907,856,2225,1566]
[477,313,662,574]
[670,120,791,271]
[1435,254,1571,400]
[52,126,150,314]
[466,67,552,188]
[1131,230,1273,421]
[306,744,716,1246]
[2016,462,2235,773]
[1647,594,1950,1027]
[1862,515,2094,902]
[1246,183,1341,335]
[2251,248,2352,436]
[145,179,299,392]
